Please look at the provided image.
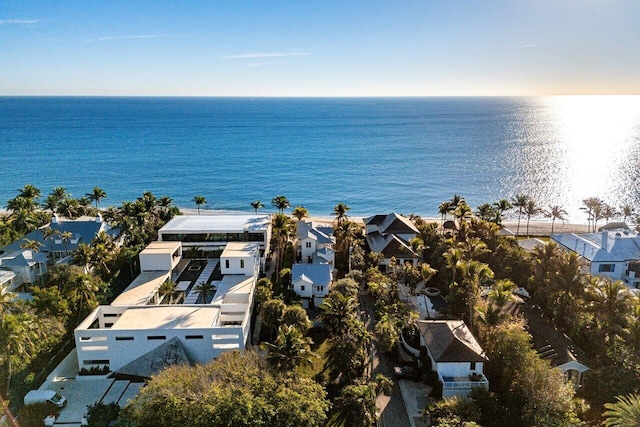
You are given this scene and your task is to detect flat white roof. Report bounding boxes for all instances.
[110,305,218,330]
[159,214,270,234]
[111,271,170,306]
[211,275,254,305]
[221,242,259,258]
[139,241,181,255]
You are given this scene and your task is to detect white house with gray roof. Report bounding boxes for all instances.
[291,263,333,308]
[417,320,489,398]
[551,226,640,288]
[296,220,335,265]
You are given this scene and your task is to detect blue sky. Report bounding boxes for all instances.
[1,1,639,96]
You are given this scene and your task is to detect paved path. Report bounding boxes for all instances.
[359,294,411,427]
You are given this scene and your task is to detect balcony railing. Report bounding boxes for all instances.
[438,371,489,389]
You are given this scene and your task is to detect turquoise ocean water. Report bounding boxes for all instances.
[1,96,639,220]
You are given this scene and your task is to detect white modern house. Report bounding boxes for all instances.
[296,221,335,265]
[551,225,640,288]
[158,214,271,262]
[74,240,259,375]
[291,264,333,308]
[364,213,419,271]
[417,320,489,398]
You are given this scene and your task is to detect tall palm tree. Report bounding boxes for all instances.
[271,213,294,281]
[86,187,107,209]
[250,200,264,215]
[68,275,101,324]
[194,281,214,304]
[620,204,636,224]
[493,198,512,225]
[260,298,286,340]
[40,227,58,262]
[332,203,350,226]
[323,318,372,385]
[438,201,451,231]
[602,203,617,225]
[603,393,640,427]
[545,205,568,235]
[524,199,542,237]
[458,259,494,329]
[20,239,43,253]
[443,247,464,284]
[73,243,94,274]
[260,325,316,374]
[17,184,41,201]
[453,203,473,225]
[60,230,74,257]
[511,194,529,236]
[271,195,290,213]
[192,195,207,214]
[292,206,308,220]
[582,197,603,232]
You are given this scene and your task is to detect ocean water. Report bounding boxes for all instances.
[1,96,640,221]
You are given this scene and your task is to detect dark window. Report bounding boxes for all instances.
[103,313,118,317]
[115,337,134,341]
[104,323,113,327]
[185,335,204,340]
[598,264,615,272]
[225,260,230,268]
[240,259,245,269]
[470,361,476,371]
[301,285,305,291]
[147,335,166,340]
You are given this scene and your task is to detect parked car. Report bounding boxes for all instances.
[393,365,421,380]
[24,390,67,408]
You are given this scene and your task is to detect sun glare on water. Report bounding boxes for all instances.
[533,95,640,220]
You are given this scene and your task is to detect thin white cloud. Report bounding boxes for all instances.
[515,43,539,49]
[221,51,310,59]
[86,34,191,42]
[0,19,41,25]
[247,62,266,67]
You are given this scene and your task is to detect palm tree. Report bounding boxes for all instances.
[524,199,542,237]
[73,243,94,274]
[60,230,74,257]
[582,197,603,232]
[488,278,516,308]
[271,195,290,213]
[323,318,372,385]
[20,239,43,253]
[453,202,472,225]
[319,291,358,335]
[192,195,207,214]
[17,184,41,201]
[475,203,496,222]
[603,393,640,426]
[438,201,451,231]
[260,325,316,374]
[292,206,308,221]
[511,194,529,236]
[67,275,101,324]
[260,298,286,340]
[0,312,40,392]
[250,200,264,215]
[458,259,494,329]
[86,187,107,209]
[443,247,464,284]
[271,213,294,281]
[332,203,350,226]
[587,277,633,338]
[493,199,512,225]
[545,205,568,235]
[40,227,58,261]
[603,203,617,225]
[194,281,214,304]
[281,304,312,333]
[327,383,378,427]
[620,204,636,224]
[158,280,178,304]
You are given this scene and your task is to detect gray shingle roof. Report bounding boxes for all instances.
[417,320,487,363]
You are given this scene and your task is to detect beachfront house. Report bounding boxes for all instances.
[417,320,489,398]
[364,213,419,272]
[158,214,271,265]
[551,225,640,288]
[295,220,335,265]
[74,240,259,376]
[0,214,118,288]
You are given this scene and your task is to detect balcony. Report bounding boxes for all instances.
[438,371,489,392]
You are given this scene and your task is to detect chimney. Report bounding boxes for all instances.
[51,214,58,224]
[96,213,103,223]
[601,231,608,251]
